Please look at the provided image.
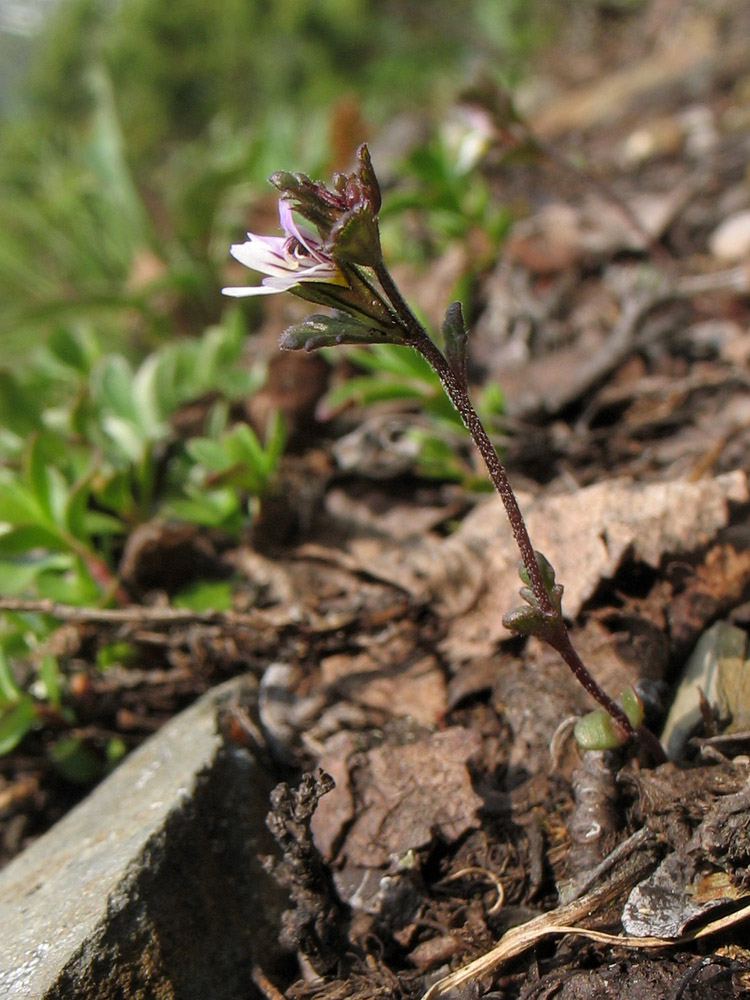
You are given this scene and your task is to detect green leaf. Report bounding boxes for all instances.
[263,410,286,473]
[410,431,465,483]
[96,641,137,670]
[132,351,168,432]
[172,579,234,612]
[45,465,71,530]
[0,525,69,555]
[573,688,643,751]
[46,326,98,375]
[166,487,242,531]
[81,510,124,537]
[204,399,230,439]
[0,371,44,436]
[0,647,23,705]
[280,312,393,352]
[36,556,102,605]
[0,476,46,526]
[325,375,424,411]
[516,552,564,617]
[477,381,505,419]
[95,356,138,423]
[200,315,244,374]
[441,301,469,384]
[185,437,228,471]
[349,344,434,380]
[329,203,382,268]
[39,653,62,708]
[50,736,104,784]
[91,467,138,519]
[502,604,545,636]
[64,472,123,542]
[621,686,644,729]
[224,423,265,474]
[105,736,127,767]
[63,474,92,542]
[574,709,624,751]
[0,553,71,596]
[185,420,281,496]
[24,434,55,524]
[0,697,37,755]
[101,415,148,463]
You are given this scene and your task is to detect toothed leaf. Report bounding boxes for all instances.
[441,301,468,383]
[502,605,546,636]
[329,204,382,267]
[280,313,393,352]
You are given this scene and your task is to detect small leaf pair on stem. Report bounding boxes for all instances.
[223,145,665,763]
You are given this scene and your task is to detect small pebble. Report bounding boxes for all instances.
[708,210,750,261]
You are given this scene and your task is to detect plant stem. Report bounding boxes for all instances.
[373,261,654,748]
[549,626,632,739]
[374,262,555,616]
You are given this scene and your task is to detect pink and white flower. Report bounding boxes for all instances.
[222,200,345,297]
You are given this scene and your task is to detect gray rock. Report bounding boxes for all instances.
[0,676,286,999]
[661,621,750,760]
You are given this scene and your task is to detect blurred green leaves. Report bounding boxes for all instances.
[0,646,38,755]
[1,91,155,352]
[324,343,504,486]
[1,0,549,355]
[169,413,286,531]
[381,135,513,260]
[0,314,284,760]
[0,311,269,552]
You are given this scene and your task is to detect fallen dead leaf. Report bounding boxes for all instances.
[342,727,483,868]
[438,470,748,663]
[310,731,358,861]
[320,651,447,728]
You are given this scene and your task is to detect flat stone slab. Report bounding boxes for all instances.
[0,675,284,1000]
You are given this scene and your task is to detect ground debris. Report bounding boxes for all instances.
[265,771,349,977]
[326,727,483,870]
[622,773,750,938]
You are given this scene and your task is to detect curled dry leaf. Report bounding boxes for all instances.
[339,727,482,869]
[439,470,748,664]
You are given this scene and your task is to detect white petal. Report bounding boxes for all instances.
[297,265,342,281]
[221,284,285,297]
[229,238,287,271]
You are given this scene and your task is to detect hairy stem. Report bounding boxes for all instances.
[374,262,555,615]
[373,262,650,745]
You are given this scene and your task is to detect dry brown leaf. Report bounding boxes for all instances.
[438,471,748,663]
[320,651,446,728]
[310,731,358,861]
[342,727,482,868]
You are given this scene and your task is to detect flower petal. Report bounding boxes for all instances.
[221,284,286,297]
[279,200,323,257]
[229,239,286,270]
[223,198,346,301]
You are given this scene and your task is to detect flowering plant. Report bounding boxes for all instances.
[222,200,347,297]
[223,144,664,760]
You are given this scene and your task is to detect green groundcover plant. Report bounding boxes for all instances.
[0,315,283,767]
[222,145,666,761]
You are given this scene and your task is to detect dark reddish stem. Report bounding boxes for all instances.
[373,261,666,754]
[374,262,554,611]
